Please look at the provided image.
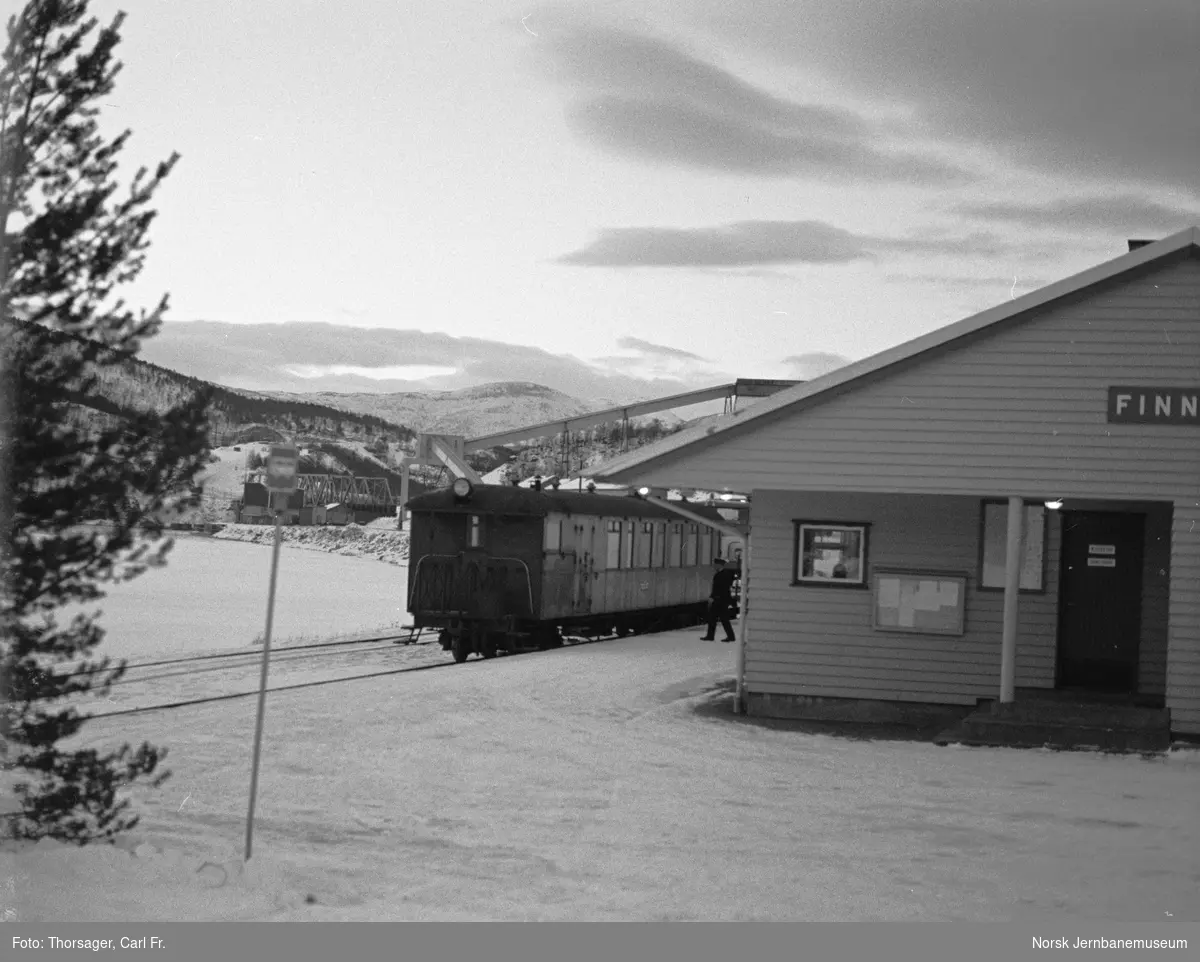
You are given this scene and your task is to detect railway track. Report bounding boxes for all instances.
[78,629,630,720]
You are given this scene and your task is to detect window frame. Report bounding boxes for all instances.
[651,522,666,568]
[976,499,1048,594]
[605,520,622,569]
[683,524,698,567]
[791,520,871,589]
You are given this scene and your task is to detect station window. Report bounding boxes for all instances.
[650,522,665,568]
[978,500,1046,592]
[683,524,698,566]
[622,521,635,568]
[606,521,621,568]
[793,521,869,587]
[544,519,562,552]
[667,523,682,567]
[468,514,483,548]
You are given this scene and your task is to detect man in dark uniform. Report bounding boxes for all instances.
[701,558,738,642]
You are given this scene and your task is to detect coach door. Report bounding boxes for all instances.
[1057,511,1145,692]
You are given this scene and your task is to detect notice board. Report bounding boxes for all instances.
[872,569,967,636]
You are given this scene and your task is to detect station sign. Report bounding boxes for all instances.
[265,444,300,492]
[1108,387,1200,425]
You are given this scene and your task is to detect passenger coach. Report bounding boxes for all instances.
[405,480,743,662]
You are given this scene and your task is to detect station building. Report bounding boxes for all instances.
[594,228,1200,741]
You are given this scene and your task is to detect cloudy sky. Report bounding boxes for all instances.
[93,0,1199,393]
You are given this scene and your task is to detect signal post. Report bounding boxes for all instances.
[244,443,298,860]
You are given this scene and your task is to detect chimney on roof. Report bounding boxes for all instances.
[1128,239,1154,252]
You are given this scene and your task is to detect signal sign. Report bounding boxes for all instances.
[265,445,299,492]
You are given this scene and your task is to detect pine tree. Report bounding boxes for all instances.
[0,1,211,843]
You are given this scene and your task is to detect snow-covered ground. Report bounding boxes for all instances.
[213,522,409,566]
[6,631,1198,921]
[57,535,409,662]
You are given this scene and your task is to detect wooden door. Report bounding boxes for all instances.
[1057,511,1144,692]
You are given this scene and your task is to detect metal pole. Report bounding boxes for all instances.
[245,497,284,861]
[999,495,1026,704]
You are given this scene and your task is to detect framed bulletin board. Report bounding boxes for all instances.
[872,569,968,636]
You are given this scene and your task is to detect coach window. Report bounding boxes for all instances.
[635,522,653,568]
[468,514,483,548]
[654,523,667,567]
[667,523,682,567]
[606,521,621,568]
[544,519,562,552]
[683,524,698,566]
[622,521,635,568]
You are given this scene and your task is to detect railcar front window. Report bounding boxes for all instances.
[469,515,483,547]
[652,522,666,568]
[622,521,635,568]
[544,519,561,552]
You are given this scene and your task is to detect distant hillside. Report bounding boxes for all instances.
[22,322,704,519]
[22,321,417,447]
[268,381,614,438]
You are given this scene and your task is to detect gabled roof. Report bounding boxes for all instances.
[594,226,1200,482]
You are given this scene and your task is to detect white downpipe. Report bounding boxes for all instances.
[734,533,750,714]
[999,495,1026,703]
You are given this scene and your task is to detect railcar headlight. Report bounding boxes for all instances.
[452,477,473,501]
[637,486,651,497]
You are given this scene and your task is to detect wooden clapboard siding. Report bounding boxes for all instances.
[744,492,1063,706]
[641,258,1200,498]
[1168,504,1200,732]
[1138,509,1172,696]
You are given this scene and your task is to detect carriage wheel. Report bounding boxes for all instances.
[450,631,469,663]
[481,632,499,659]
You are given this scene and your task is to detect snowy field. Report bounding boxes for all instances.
[57,535,410,662]
[5,631,1198,922]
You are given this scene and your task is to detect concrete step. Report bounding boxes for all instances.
[937,714,1171,753]
[985,701,1170,731]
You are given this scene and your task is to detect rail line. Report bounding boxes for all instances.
[82,631,627,720]
[59,630,437,681]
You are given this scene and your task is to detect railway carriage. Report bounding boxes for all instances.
[405,480,744,662]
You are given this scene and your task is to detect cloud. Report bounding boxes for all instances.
[954,195,1200,234]
[781,352,853,379]
[695,0,1200,190]
[533,18,970,183]
[885,273,1050,291]
[142,321,714,403]
[616,336,707,361]
[557,219,1012,268]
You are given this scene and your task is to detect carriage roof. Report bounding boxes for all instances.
[406,484,736,524]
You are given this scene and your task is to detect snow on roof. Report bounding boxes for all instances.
[594,227,1200,482]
